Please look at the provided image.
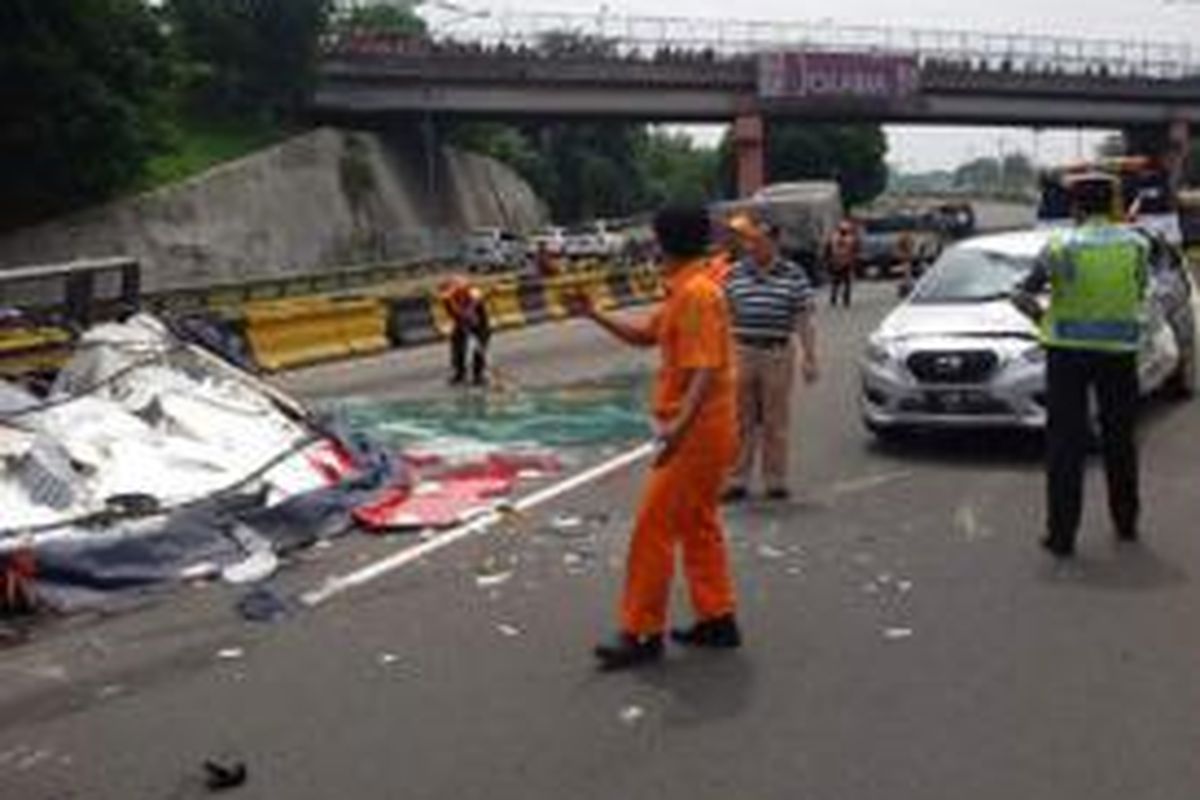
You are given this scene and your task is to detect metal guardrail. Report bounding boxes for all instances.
[327,6,1198,79]
[0,257,140,327]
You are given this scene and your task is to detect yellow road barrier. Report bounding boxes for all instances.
[244,296,388,371]
[483,281,527,330]
[0,327,73,378]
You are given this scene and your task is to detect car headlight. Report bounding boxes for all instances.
[865,338,895,367]
[1018,343,1045,365]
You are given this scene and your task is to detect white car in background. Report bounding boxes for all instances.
[462,228,525,273]
[526,226,567,257]
[860,228,1196,438]
[563,220,626,259]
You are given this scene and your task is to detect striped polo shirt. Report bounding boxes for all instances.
[724,256,814,343]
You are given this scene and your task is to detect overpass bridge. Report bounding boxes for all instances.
[314,9,1200,193]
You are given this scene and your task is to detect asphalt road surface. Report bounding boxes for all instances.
[4,281,1200,799]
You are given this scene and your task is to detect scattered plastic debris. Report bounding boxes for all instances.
[563,551,593,572]
[96,684,124,700]
[204,758,248,792]
[16,748,52,771]
[475,570,514,589]
[862,581,880,595]
[955,504,989,541]
[552,514,585,532]
[619,705,645,725]
[216,647,245,661]
[235,586,294,623]
[756,543,786,560]
[883,627,913,640]
[474,555,517,588]
[378,652,400,666]
[897,580,913,593]
[496,623,521,637]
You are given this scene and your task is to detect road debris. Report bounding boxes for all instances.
[955,503,989,541]
[96,684,125,700]
[756,544,786,561]
[475,570,514,589]
[496,623,521,638]
[235,586,294,623]
[378,652,401,666]
[883,627,914,641]
[216,647,245,661]
[619,705,646,725]
[204,758,248,792]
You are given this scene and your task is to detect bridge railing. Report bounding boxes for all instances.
[326,6,1197,80]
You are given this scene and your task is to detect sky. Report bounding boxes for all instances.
[423,0,1200,171]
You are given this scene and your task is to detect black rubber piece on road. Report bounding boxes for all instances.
[204,759,248,792]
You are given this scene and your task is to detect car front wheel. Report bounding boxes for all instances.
[1166,341,1196,399]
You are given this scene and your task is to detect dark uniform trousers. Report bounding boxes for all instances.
[450,306,491,384]
[1045,347,1140,546]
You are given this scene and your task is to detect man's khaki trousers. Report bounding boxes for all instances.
[730,342,795,492]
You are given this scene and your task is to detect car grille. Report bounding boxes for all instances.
[906,350,998,384]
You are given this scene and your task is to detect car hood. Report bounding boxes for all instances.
[876,299,1038,341]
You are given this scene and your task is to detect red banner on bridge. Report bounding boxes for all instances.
[758,51,919,100]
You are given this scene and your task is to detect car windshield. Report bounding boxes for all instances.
[910,246,1035,303]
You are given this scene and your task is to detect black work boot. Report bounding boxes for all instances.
[1116,526,1139,544]
[721,486,748,504]
[593,633,664,672]
[1040,534,1075,559]
[670,614,742,649]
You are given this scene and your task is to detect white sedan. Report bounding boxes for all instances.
[860,228,1196,437]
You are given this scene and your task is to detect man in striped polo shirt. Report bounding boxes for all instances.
[723,214,820,502]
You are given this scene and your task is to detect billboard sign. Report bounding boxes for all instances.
[758,51,920,100]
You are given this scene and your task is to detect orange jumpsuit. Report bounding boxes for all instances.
[620,258,740,636]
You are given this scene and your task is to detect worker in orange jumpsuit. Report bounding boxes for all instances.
[439,277,490,386]
[570,205,741,671]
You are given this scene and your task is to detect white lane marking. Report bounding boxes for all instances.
[301,441,656,607]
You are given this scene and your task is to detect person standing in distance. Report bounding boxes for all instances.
[1012,174,1148,558]
[570,205,742,671]
[722,213,819,503]
[827,219,860,308]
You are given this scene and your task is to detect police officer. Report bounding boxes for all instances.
[1013,174,1148,558]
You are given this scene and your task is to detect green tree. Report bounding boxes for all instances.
[637,129,721,208]
[335,1,426,36]
[167,0,330,119]
[0,0,176,230]
[446,121,657,223]
[721,123,888,207]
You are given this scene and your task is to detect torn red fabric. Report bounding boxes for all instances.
[306,439,358,486]
[354,475,516,531]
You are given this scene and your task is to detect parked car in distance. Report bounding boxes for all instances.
[563,220,627,259]
[462,228,525,273]
[860,228,1195,439]
[526,226,568,257]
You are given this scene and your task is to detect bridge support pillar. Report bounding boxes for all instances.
[1124,120,1190,192]
[1165,119,1190,193]
[734,113,765,197]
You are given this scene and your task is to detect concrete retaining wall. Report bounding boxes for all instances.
[0,128,547,293]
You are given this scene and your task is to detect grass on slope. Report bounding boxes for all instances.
[138,115,298,191]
